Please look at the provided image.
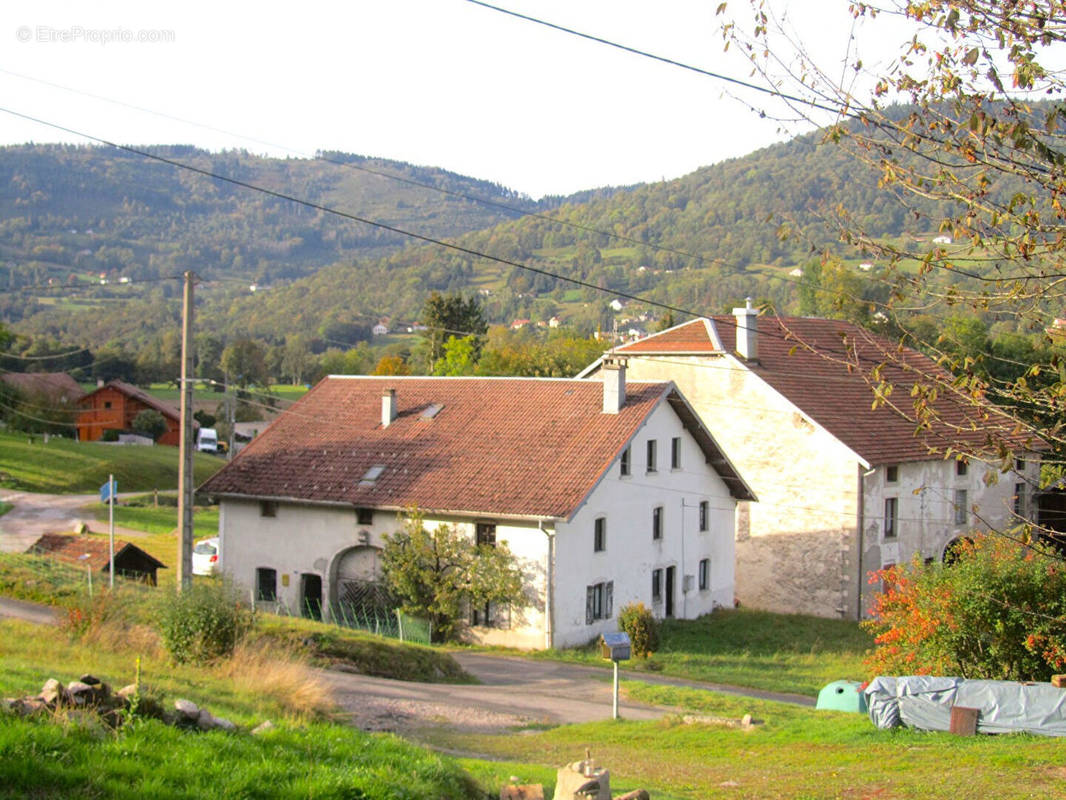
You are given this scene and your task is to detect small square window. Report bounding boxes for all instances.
[651,569,662,602]
[260,500,277,518]
[671,437,681,470]
[1016,457,1026,472]
[699,501,709,532]
[594,517,606,552]
[956,460,968,477]
[652,506,663,540]
[620,446,630,477]
[104,400,112,409]
[884,497,897,539]
[886,465,898,483]
[356,508,373,525]
[646,440,657,473]
[1014,482,1026,517]
[698,558,709,591]
[476,523,496,547]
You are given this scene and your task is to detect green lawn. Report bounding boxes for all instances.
[525,608,873,697]
[432,682,1066,799]
[0,432,223,494]
[0,619,481,800]
[89,498,219,539]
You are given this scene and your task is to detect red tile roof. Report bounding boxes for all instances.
[613,315,1042,466]
[200,376,752,519]
[28,533,165,572]
[0,372,82,403]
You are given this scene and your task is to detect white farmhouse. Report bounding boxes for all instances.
[200,371,754,649]
[580,303,1043,620]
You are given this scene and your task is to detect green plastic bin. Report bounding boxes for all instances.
[816,680,868,713]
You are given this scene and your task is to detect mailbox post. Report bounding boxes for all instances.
[600,632,631,720]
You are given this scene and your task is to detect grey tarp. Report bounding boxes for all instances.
[865,676,1066,736]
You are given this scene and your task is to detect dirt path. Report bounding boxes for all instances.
[0,491,152,553]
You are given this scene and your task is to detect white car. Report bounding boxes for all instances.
[192,537,220,576]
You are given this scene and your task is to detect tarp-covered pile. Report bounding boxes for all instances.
[865,676,1066,736]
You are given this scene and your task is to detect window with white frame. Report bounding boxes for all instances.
[699,501,709,532]
[954,489,968,525]
[671,437,681,469]
[255,567,277,602]
[594,516,606,552]
[585,581,613,624]
[652,505,663,540]
[698,558,709,591]
[620,446,630,477]
[651,568,663,603]
[646,439,658,473]
[884,497,897,539]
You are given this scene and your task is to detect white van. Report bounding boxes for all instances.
[196,428,219,453]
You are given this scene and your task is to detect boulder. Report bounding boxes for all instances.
[66,681,96,706]
[196,708,217,730]
[174,698,200,720]
[251,720,275,736]
[213,716,237,732]
[39,678,63,706]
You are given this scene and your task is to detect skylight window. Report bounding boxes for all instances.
[420,404,443,420]
[359,465,386,486]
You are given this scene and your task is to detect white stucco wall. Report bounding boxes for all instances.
[621,354,862,618]
[551,400,738,648]
[859,454,1040,615]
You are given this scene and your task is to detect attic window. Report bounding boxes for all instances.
[421,404,444,420]
[359,465,386,487]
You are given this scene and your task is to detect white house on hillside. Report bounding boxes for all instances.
[579,305,1043,620]
[200,372,755,649]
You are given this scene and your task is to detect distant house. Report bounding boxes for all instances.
[510,319,531,330]
[28,533,166,585]
[372,323,389,336]
[609,299,627,312]
[548,316,562,328]
[580,304,1042,620]
[0,372,82,407]
[200,372,755,649]
[75,380,186,446]
[932,235,953,245]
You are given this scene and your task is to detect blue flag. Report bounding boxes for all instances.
[99,479,117,502]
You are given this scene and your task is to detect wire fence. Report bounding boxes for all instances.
[265,597,432,645]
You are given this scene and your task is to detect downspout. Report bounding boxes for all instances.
[857,465,873,621]
[539,520,555,650]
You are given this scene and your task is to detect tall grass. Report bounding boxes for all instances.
[219,640,334,720]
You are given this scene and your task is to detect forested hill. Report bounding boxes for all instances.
[4,111,1019,347]
[0,143,547,296]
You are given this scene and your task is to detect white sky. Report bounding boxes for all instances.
[0,1,915,198]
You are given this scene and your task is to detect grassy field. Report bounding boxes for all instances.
[88,496,219,539]
[525,608,873,697]
[431,681,1066,799]
[0,432,224,494]
[0,618,481,799]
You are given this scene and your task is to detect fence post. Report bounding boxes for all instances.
[396,610,404,642]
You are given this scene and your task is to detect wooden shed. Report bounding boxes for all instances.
[28,533,167,585]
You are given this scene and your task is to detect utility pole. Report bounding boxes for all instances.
[177,271,196,592]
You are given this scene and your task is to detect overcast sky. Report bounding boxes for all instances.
[0,1,914,198]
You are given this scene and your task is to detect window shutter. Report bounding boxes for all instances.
[586,586,595,625]
[605,581,614,619]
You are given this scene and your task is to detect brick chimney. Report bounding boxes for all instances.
[602,357,627,414]
[382,388,397,427]
[732,297,758,361]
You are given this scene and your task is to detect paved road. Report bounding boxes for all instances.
[0,596,61,625]
[0,491,149,553]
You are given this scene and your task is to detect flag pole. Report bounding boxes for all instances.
[108,473,115,589]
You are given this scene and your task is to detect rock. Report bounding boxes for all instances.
[213,716,237,732]
[251,720,275,735]
[66,681,95,706]
[40,678,63,705]
[78,674,101,687]
[196,709,217,730]
[74,522,88,534]
[741,713,753,726]
[116,684,138,701]
[174,698,200,719]
[13,697,47,717]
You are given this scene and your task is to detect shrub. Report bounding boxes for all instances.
[864,534,1066,681]
[101,428,120,442]
[618,601,660,657]
[132,409,167,441]
[157,580,254,663]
